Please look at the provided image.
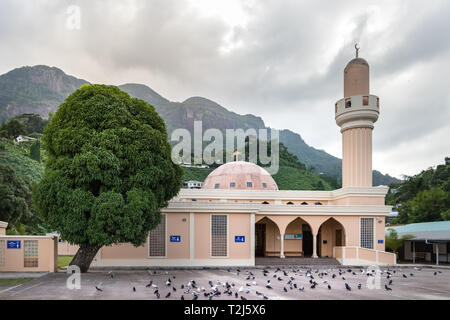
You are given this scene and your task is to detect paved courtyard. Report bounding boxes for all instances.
[1,266,449,300]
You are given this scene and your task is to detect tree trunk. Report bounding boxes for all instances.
[70,244,101,273]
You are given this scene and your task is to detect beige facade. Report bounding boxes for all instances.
[0,233,58,273]
[91,187,396,267]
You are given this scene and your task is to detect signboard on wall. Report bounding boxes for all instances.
[235,236,245,243]
[284,234,302,240]
[378,240,384,244]
[7,240,21,249]
[170,235,181,242]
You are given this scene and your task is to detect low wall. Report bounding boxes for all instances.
[333,246,396,266]
[58,241,79,256]
[0,235,58,272]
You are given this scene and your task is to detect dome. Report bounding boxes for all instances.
[202,161,278,190]
[344,57,369,70]
[344,57,370,97]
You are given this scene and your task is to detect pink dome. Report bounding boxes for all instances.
[202,161,278,190]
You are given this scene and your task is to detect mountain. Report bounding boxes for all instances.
[0,65,400,185]
[0,65,89,122]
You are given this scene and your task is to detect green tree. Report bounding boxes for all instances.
[407,187,448,223]
[29,140,41,162]
[33,84,183,272]
[0,119,26,139]
[385,228,415,261]
[0,163,33,228]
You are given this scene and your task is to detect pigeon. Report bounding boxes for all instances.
[403,274,407,278]
[146,280,153,288]
[345,283,351,291]
[165,292,171,298]
[327,284,331,290]
[133,286,136,292]
[385,284,392,291]
[388,279,393,285]
[357,284,362,290]
[109,271,115,279]
[156,292,160,299]
[173,287,177,292]
[283,287,288,292]
[241,296,247,300]
[181,295,184,300]
[265,284,273,289]
[95,286,103,292]
[299,286,304,291]
[235,292,238,298]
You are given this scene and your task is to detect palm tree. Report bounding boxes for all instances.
[385,228,415,262]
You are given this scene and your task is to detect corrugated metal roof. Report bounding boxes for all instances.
[386,221,450,241]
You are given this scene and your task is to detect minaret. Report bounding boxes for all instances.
[335,45,379,187]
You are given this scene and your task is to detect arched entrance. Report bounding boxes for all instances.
[283,217,314,257]
[255,217,280,257]
[317,218,346,257]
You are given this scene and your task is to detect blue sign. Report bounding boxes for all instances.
[235,236,245,243]
[378,240,384,244]
[170,235,181,242]
[7,240,21,249]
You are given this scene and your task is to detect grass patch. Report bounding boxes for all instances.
[58,255,74,269]
[0,278,33,286]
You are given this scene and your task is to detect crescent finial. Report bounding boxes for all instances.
[355,43,360,58]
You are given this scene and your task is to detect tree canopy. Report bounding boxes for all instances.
[0,163,33,228]
[32,84,183,271]
[387,157,450,224]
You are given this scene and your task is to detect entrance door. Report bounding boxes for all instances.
[255,224,266,257]
[302,224,313,256]
[336,229,343,246]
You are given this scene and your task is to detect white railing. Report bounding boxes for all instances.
[333,246,396,265]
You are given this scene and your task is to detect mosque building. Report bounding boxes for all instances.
[90,49,396,268]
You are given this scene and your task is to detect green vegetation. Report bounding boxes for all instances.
[0,119,26,139]
[181,141,334,191]
[33,84,183,272]
[0,163,33,228]
[385,228,415,260]
[0,278,34,286]
[58,255,74,269]
[387,157,450,224]
[0,140,43,184]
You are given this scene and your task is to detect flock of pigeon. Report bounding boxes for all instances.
[94,266,442,300]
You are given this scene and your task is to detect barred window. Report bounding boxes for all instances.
[262,183,267,189]
[247,182,252,188]
[211,215,227,257]
[230,182,236,188]
[0,240,5,267]
[360,218,374,249]
[149,215,166,257]
[24,240,38,267]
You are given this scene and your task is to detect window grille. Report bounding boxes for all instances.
[0,240,5,267]
[360,218,374,249]
[247,182,252,188]
[211,215,227,257]
[149,215,166,257]
[262,183,267,188]
[214,183,220,189]
[24,240,38,267]
[230,182,235,188]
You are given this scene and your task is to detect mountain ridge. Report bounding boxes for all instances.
[0,65,399,185]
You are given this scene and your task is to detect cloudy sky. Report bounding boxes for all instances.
[1,0,449,179]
